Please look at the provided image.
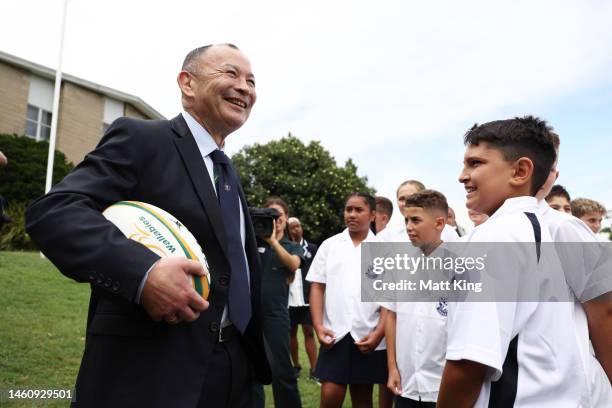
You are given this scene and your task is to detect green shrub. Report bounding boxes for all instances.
[0,133,74,205]
[0,201,36,251]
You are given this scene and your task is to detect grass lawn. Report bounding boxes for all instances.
[0,251,381,407]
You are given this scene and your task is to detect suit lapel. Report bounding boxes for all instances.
[170,115,230,260]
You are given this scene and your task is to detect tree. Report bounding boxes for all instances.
[232,134,375,243]
[601,227,612,241]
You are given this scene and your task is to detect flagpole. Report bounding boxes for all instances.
[41,0,68,259]
[44,0,69,194]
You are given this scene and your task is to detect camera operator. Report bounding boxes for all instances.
[253,197,304,408]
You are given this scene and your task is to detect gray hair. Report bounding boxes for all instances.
[181,43,239,72]
[287,217,301,226]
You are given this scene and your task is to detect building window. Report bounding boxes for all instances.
[103,98,124,135]
[25,104,52,141]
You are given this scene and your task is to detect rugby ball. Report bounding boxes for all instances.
[102,201,210,299]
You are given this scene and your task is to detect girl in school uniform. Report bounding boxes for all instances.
[307,193,391,408]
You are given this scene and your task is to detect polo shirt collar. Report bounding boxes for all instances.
[537,199,551,215]
[340,228,377,243]
[489,196,538,221]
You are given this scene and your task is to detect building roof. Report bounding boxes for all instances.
[0,49,165,120]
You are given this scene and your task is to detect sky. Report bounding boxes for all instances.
[1,0,611,231]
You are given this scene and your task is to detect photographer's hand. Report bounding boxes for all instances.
[264,220,300,274]
[262,219,278,245]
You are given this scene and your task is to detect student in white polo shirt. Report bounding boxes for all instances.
[437,116,583,408]
[307,192,392,408]
[535,133,612,407]
[385,190,452,408]
[378,180,459,243]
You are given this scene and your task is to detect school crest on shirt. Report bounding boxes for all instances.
[365,262,380,279]
[436,298,448,317]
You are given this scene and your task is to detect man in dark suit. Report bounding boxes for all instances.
[26,44,271,407]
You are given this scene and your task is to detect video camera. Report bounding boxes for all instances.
[249,207,280,238]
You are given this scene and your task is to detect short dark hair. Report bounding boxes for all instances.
[346,192,376,212]
[546,184,570,203]
[404,189,449,217]
[182,43,239,72]
[550,131,560,151]
[375,196,393,218]
[264,196,289,216]
[464,115,557,194]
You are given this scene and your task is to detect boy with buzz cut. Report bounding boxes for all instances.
[437,116,583,408]
[385,189,451,408]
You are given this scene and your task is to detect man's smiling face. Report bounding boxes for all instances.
[187,45,256,138]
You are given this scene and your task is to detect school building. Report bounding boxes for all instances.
[0,50,164,164]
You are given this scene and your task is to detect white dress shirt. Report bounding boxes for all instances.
[182,111,250,326]
[306,228,386,350]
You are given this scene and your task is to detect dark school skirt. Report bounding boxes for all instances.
[289,306,312,328]
[313,334,388,384]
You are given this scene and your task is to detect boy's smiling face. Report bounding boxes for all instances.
[459,142,517,216]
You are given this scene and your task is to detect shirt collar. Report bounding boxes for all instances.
[182,111,219,158]
[340,228,377,243]
[537,199,551,215]
[489,196,539,220]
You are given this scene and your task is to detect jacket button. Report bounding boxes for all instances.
[219,276,229,286]
[111,282,120,292]
[96,276,103,285]
[88,273,95,281]
[104,278,112,288]
[209,322,219,333]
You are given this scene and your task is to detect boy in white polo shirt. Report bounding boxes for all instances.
[535,133,612,407]
[437,116,583,408]
[385,189,451,408]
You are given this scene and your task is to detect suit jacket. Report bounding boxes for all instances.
[26,115,271,407]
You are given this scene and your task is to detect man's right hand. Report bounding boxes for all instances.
[140,257,209,323]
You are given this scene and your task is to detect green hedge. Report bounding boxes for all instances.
[0,133,74,205]
[0,133,74,250]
